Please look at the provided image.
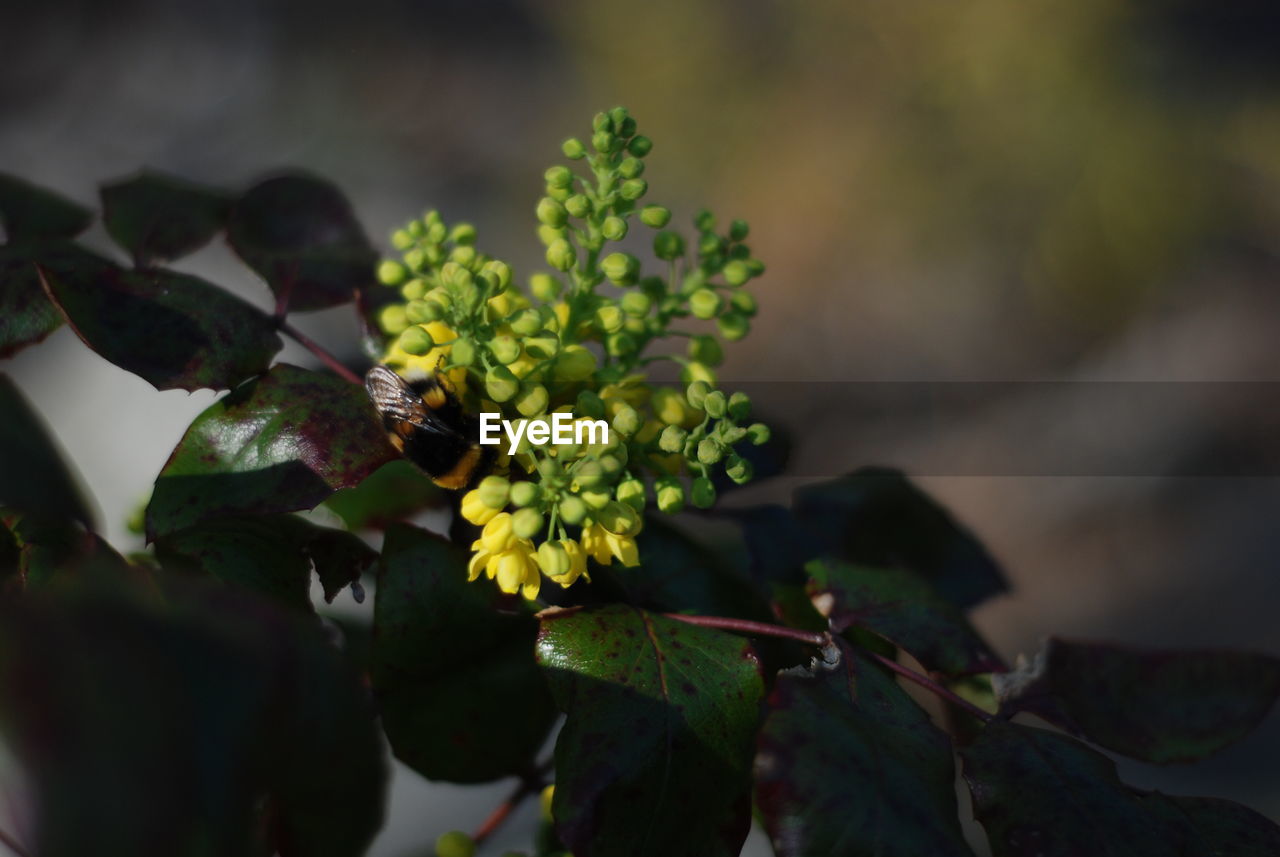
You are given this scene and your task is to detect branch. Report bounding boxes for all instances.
[661,613,828,647]
[471,762,550,846]
[0,826,29,857]
[276,320,362,386]
[862,649,994,723]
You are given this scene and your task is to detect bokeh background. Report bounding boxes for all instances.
[4,1,1280,854]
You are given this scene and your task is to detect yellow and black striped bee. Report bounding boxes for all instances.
[364,365,494,490]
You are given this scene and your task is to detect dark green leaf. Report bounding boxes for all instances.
[0,173,92,240]
[536,604,764,857]
[323,459,445,531]
[308,526,376,603]
[1148,794,1280,856]
[807,558,1003,676]
[997,638,1280,764]
[0,374,95,527]
[43,265,282,391]
[961,721,1186,857]
[0,578,386,857]
[146,363,398,539]
[756,640,975,857]
[5,514,135,589]
[228,173,377,312]
[100,171,232,265]
[372,523,556,783]
[0,241,114,357]
[725,504,818,587]
[794,467,1008,610]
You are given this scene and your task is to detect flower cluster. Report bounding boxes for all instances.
[374,107,770,599]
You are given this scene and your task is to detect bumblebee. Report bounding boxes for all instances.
[364,365,495,490]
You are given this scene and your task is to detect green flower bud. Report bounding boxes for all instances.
[536,540,571,578]
[618,157,644,179]
[576,390,605,419]
[598,453,625,482]
[697,437,724,465]
[725,454,754,485]
[515,384,549,417]
[619,116,637,137]
[718,424,747,445]
[656,478,685,513]
[512,507,544,539]
[698,232,725,259]
[729,243,750,260]
[564,194,592,218]
[687,335,723,367]
[627,135,653,157]
[620,291,651,317]
[485,366,520,403]
[717,311,750,341]
[722,259,750,287]
[545,238,575,272]
[598,501,640,536]
[611,405,641,437]
[544,165,573,189]
[529,273,561,302]
[601,216,628,241]
[379,304,409,335]
[537,197,568,228]
[703,390,727,418]
[606,331,636,357]
[608,106,628,126]
[435,830,476,857]
[483,260,512,290]
[616,478,645,512]
[546,184,570,202]
[689,288,722,319]
[562,137,587,159]
[591,130,614,153]
[378,260,407,286]
[684,380,711,410]
[581,488,612,510]
[619,178,648,201]
[391,228,414,250]
[490,335,521,365]
[451,338,476,366]
[425,220,447,244]
[399,324,435,356]
[731,290,758,316]
[595,304,625,334]
[694,209,716,232]
[729,219,749,241]
[558,494,587,525]
[658,424,687,453]
[747,422,771,445]
[681,361,717,387]
[601,252,639,285]
[404,299,433,324]
[572,460,606,491]
[728,391,751,421]
[681,268,708,295]
[555,345,597,381]
[401,278,427,301]
[691,476,717,509]
[447,223,476,245]
[653,231,685,261]
[510,480,539,507]
[449,244,477,268]
[639,205,670,228]
[477,475,511,509]
[593,111,613,133]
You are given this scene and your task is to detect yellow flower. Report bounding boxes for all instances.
[383,320,467,391]
[536,538,591,588]
[478,512,516,553]
[580,522,640,567]
[468,536,541,599]
[460,489,500,526]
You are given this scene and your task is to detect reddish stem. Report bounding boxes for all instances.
[472,769,546,846]
[863,649,994,723]
[661,613,829,647]
[0,826,28,857]
[277,320,363,386]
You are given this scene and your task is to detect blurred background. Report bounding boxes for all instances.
[4,0,1280,853]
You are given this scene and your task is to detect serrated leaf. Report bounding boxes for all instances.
[794,468,1008,610]
[0,241,115,357]
[0,173,92,240]
[536,604,764,857]
[322,459,445,531]
[372,523,555,783]
[807,558,1003,676]
[228,173,377,312]
[999,638,1280,764]
[756,639,975,857]
[100,171,231,265]
[42,265,282,392]
[0,374,95,527]
[0,578,386,857]
[146,363,398,539]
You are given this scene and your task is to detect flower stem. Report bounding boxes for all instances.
[471,763,549,846]
[276,320,363,386]
[860,650,994,722]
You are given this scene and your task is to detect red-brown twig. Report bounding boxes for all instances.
[661,613,829,647]
[863,649,994,722]
[276,320,362,386]
[0,825,29,857]
[472,764,550,846]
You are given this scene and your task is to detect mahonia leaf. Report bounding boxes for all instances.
[806,558,1004,676]
[228,173,378,312]
[755,639,975,857]
[0,241,115,358]
[372,523,555,783]
[0,374,95,527]
[0,577,386,857]
[100,171,232,265]
[536,604,764,857]
[996,638,1280,764]
[1148,794,1280,856]
[794,467,1008,610]
[322,459,445,531]
[41,265,282,392]
[146,364,398,539]
[0,173,92,241]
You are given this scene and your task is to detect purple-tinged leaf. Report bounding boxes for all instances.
[756,639,975,857]
[228,173,377,312]
[0,241,114,358]
[807,558,1004,676]
[536,604,764,857]
[0,374,95,527]
[42,265,282,392]
[0,173,92,241]
[146,364,398,539]
[100,171,231,265]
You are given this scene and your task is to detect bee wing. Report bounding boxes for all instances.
[364,366,460,438]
